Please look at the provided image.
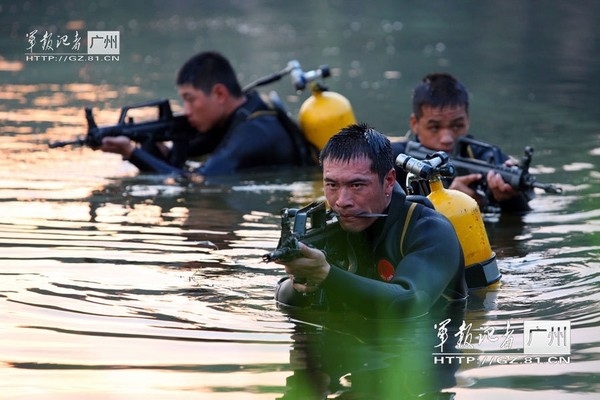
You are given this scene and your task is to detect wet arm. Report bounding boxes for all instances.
[320,216,463,318]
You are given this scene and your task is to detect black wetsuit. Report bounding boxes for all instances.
[392,136,532,213]
[275,183,467,319]
[128,91,313,175]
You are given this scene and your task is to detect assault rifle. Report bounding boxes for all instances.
[403,136,562,196]
[48,60,330,162]
[262,201,343,263]
[48,99,196,149]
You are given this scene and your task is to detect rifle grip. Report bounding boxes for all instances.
[85,107,98,130]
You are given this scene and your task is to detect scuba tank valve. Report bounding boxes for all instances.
[241,60,357,151]
[294,64,356,150]
[396,152,501,289]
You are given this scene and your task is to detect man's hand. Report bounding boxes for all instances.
[449,173,483,199]
[275,242,331,294]
[487,170,518,202]
[98,136,137,159]
[450,170,518,203]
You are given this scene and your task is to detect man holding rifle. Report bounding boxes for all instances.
[99,51,312,175]
[392,73,532,213]
[274,123,467,318]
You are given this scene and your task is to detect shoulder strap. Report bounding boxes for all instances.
[229,99,276,130]
[246,109,277,119]
[260,91,318,167]
[400,201,418,257]
[233,92,317,167]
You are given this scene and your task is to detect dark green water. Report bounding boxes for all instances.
[1,1,599,399]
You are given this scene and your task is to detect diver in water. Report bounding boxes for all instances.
[392,72,532,214]
[274,123,467,319]
[98,51,315,175]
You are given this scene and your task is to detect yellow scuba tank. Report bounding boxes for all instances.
[298,83,357,150]
[427,178,500,288]
[241,60,356,151]
[397,152,501,289]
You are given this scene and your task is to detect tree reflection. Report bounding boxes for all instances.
[277,304,465,400]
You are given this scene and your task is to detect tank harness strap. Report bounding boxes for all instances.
[235,103,316,167]
[229,107,278,133]
[400,202,418,258]
[231,93,278,128]
[246,110,277,119]
[261,95,317,167]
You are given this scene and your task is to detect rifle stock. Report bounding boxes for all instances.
[403,137,562,194]
[48,99,196,149]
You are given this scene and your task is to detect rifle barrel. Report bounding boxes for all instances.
[47,138,86,148]
[403,141,563,194]
[534,181,563,194]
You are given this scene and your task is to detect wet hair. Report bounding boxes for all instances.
[176,51,243,97]
[320,122,393,182]
[412,73,469,119]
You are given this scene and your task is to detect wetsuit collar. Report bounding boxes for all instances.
[369,182,407,250]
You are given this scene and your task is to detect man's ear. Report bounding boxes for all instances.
[211,83,228,101]
[409,113,418,137]
[384,167,396,190]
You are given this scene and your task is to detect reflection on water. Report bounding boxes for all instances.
[2,1,600,399]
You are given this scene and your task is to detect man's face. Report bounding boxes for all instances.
[323,156,395,233]
[177,84,225,132]
[410,105,470,152]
